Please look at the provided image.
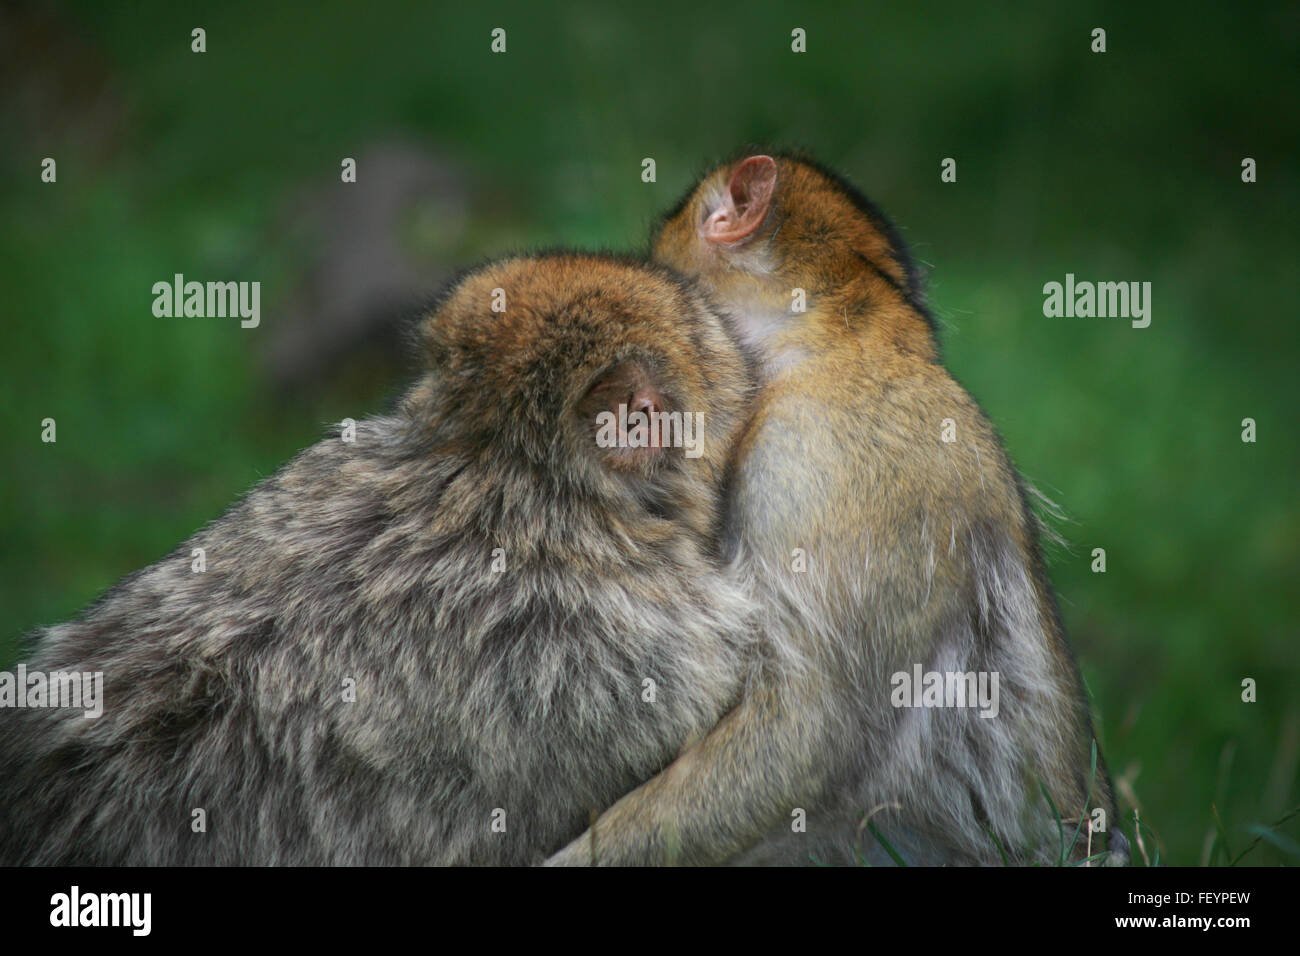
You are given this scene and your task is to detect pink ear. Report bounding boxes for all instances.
[702,155,778,244]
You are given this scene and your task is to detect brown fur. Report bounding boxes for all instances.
[548,154,1126,866]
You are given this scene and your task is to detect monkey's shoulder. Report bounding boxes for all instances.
[730,359,1025,552]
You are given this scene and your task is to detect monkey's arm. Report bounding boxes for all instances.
[545,665,835,866]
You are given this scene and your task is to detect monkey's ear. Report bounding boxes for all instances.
[702,155,778,244]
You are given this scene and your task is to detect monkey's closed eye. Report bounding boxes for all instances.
[579,360,673,470]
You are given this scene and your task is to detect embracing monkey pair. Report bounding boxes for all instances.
[0,151,1127,866]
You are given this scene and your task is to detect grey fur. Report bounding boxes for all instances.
[0,253,759,865]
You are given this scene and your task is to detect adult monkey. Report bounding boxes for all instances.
[0,254,760,865]
[549,153,1128,866]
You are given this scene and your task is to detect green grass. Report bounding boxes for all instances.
[1,0,1296,864]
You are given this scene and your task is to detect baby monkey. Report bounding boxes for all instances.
[0,254,759,865]
[549,153,1127,866]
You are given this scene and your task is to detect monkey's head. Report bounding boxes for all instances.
[652,152,934,354]
[414,254,754,544]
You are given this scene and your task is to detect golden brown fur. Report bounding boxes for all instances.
[548,154,1126,866]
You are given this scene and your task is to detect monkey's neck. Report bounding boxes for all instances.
[725,301,810,383]
[719,272,933,384]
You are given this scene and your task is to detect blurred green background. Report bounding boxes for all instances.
[2,0,1296,864]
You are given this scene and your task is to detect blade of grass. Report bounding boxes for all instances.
[1038,778,1066,864]
[1240,824,1300,860]
[981,823,1011,866]
[1210,803,1233,865]
[1227,805,1300,866]
[1064,740,1101,861]
[853,802,903,866]
[867,821,909,867]
[1134,813,1161,867]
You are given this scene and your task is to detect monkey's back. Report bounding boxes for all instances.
[0,409,754,865]
[728,337,1111,864]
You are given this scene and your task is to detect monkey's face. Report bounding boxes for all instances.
[420,254,753,524]
[653,154,923,342]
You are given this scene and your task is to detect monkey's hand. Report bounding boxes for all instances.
[544,674,833,866]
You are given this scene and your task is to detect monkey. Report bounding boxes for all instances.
[547,152,1128,866]
[0,253,761,865]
